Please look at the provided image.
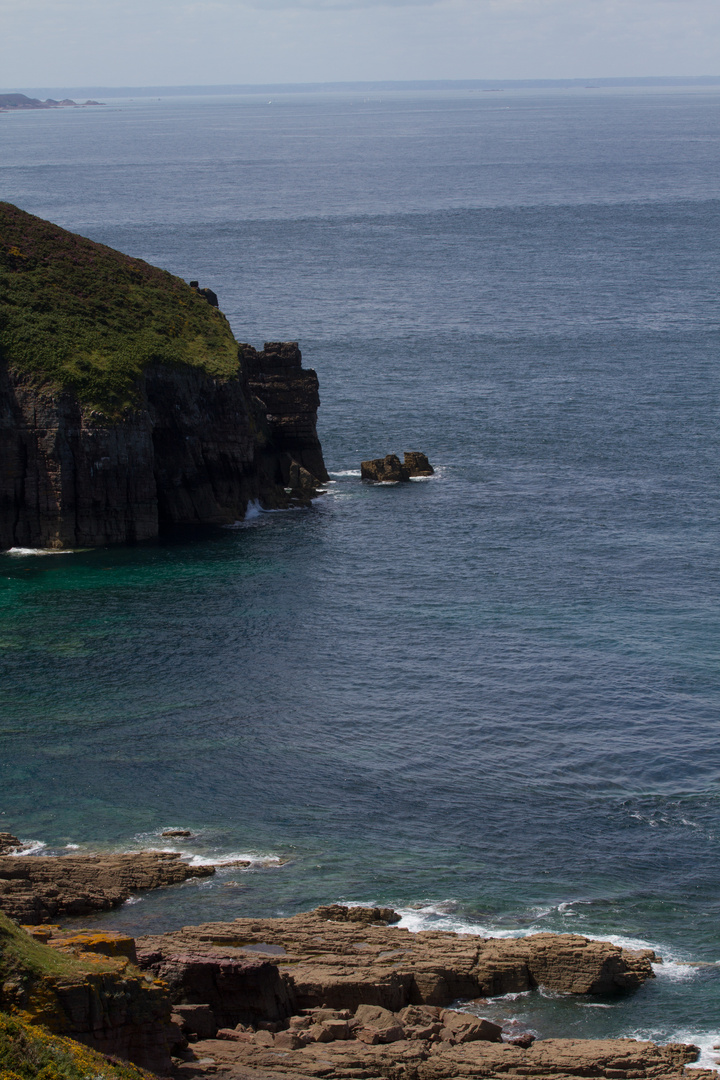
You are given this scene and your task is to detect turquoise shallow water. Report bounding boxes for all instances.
[1,84,720,1059]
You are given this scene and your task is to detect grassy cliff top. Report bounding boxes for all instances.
[0,912,116,983]
[0,202,240,417]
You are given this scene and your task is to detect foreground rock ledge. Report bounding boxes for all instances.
[173,1032,711,1080]
[0,851,216,923]
[136,904,657,1024]
[22,905,708,1080]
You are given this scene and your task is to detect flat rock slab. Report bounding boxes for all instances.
[172,1035,712,1080]
[0,851,216,923]
[137,905,657,1024]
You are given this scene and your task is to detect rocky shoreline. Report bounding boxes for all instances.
[0,839,716,1080]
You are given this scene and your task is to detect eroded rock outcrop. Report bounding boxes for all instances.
[0,852,215,924]
[0,834,23,856]
[0,346,326,549]
[135,905,656,1027]
[27,906,687,1080]
[245,342,329,489]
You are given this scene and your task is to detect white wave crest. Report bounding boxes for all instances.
[4,548,73,556]
[329,470,361,477]
[11,839,47,856]
[185,851,283,868]
[392,901,702,980]
[621,1029,720,1071]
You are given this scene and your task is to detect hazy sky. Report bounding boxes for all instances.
[2,0,719,89]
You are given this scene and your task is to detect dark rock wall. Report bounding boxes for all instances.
[0,342,327,549]
[145,364,258,528]
[0,366,157,550]
[245,342,329,484]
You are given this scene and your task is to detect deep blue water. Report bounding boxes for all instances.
[1,85,720,1058]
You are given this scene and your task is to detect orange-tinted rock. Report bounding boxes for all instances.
[48,930,138,962]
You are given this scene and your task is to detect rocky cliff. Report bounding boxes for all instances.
[0,912,174,1073]
[0,202,327,549]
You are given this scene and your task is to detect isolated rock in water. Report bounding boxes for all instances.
[161,829,193,837]
[314,904,401,925]
[403,450,434,476]
[361,452,434,481]
[0,851,215,924]
[361,454,409,482]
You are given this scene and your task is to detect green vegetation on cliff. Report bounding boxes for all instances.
[0,202,240,417]
[0,916,152,1079]
[0,1012,152,1080]
[0,912,111,983]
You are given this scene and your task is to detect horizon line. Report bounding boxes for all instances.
[4,75,720,98]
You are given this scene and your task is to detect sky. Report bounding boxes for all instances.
[1,0,720,90]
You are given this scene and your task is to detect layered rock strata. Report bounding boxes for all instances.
[135,905,656,1027]
[29,905,700,1080]
[0,852,216,924]
[244,342,329,488]
[0,834,24,856]
[173,1029,709,1080]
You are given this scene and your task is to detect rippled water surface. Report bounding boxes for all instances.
[1,85,720,1058]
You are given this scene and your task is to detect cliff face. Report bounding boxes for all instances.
[0,912,174,1073]
[0,348,326,549]
[245,342,329,486]
[0,203,327,549]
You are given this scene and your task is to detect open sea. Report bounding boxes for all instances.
[1,83,720,1060]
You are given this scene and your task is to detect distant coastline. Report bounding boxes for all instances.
[0,93,101,111]
[2,75,720,101]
